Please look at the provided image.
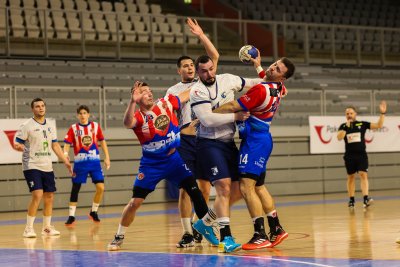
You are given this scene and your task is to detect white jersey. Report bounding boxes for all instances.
[190,73,244,140]
[15,118,57,172]
[166,79,198,127]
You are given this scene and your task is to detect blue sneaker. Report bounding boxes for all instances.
[218,236,241,253]
[192,220,219,246]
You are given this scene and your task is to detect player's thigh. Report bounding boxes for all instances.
[344,155,357,175]
[165,152,193,188]
[41,171,56,193]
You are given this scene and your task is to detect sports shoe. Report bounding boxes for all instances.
[176,233,195,248]
[89,211,100,222]
[23,226,37,238]
[269,227,288,247]
[242,232,272,250]
[348,200,355,208]
[41,225,60,236]
[217,236,241,253]
[192,220,219,246]
[363,197,373,208]
[107,234,124,251]
[65,216,76,226]
[192,225,203,243]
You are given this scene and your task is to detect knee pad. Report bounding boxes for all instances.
[70,183,81,202]
[180,177,208,218]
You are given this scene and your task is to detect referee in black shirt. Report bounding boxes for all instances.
[337,101,387,209]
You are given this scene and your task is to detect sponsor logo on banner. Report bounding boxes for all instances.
[0,119,57,164]
[309,116,400,154]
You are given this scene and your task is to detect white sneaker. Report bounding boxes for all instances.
[42,225,60,236]
[23,226,37,238]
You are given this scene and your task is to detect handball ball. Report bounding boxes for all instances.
[238,45,258,64]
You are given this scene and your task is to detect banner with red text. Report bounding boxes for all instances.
[309,116,400,154]
[0,119,57,164]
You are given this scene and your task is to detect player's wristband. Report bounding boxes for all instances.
[256,66,263,74]
[256,66,266,79]
[63,152,68,156]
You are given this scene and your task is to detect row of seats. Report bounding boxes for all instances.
[285,26,400,53]
[0,0,200,44]
[231,0,400,28]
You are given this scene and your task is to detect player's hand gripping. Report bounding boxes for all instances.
[249,48,262,69]
[234,111,250,122]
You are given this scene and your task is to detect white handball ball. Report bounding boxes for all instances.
[238,45,258,64]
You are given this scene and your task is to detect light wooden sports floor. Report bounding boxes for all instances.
[0,190,399,267]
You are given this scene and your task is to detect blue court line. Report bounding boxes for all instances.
[1,194,399,226]
[0,249,399,267]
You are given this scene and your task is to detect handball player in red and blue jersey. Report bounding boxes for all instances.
[107,81,218,251]
[214,52,295,250]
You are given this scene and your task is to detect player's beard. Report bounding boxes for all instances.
[200,76,216,86]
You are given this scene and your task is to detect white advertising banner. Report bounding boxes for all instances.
[309,116,400,154]
[0,119,57,164]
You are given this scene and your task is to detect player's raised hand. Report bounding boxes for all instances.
[186,17,204,37]
[131,81,145,104]
[250,48,262,68]
[234,111,250,122]
[379,100,387,114]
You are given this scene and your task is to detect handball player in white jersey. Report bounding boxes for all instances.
[190,55,263,253]
[15,98,72,238]
[166,17,220,247]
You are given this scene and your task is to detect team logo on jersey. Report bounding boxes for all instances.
[211,166,219,176]
[221,92,227,98]
[242,95,250,102]
[154,115,170,131]
[82,135,93,146]
[137,172,145,180]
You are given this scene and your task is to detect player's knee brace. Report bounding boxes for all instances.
[180,177,208,218]
[70,183,81,202]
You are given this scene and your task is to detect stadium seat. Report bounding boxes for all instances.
[10,14,26,37]
[114,2,125,13]
[53,17,69,39]
[94,19,110,41]
[63,0,75,10]
[67,16,81,40]
[82,18,96,40]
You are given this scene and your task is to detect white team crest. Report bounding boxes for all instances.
[29,181,34,188]
[211,166,219,176]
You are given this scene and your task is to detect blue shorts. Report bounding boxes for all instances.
[134,150,192,191]
[23,169,56,192]
[177,134,197,177]
[72,161,104,184]
[239,129,273,178]
[195,138,239,183]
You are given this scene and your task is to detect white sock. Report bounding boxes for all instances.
[267,210,277,218]
[181,218,193,235]
[91,203,100,212]
[43,216,51,227]
[26,215,35,227]
[202,207,217,226]
[116,224,127,236]
[69,206,76,217]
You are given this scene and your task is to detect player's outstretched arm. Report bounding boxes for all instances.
[193,103,249,127]
[187,17,219,69]
[52,142,73,175]
[177,87,191,104]
[370,100,387,129]
[213,100,243,114]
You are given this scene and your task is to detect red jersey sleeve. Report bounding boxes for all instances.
[166,94,181,111]
[97,124,105,141]
[64,126,75,145]
[237,84,266,111]
[132,111,144,129]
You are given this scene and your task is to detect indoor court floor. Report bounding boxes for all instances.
[0,190,399,267]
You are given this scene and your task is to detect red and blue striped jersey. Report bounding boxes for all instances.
[64,121,104,164]
[238,82,286,122]
[133,94,181,157]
